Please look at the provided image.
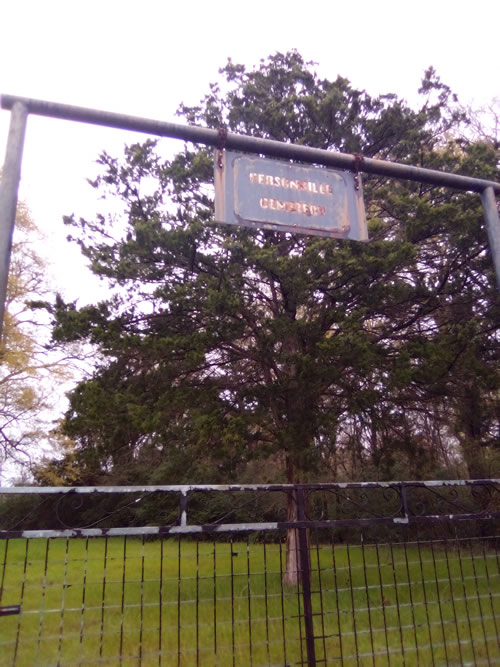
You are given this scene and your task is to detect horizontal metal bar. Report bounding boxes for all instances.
[1,512,498,539]
[0,479,497,494]
[1,93,499,194]
[0,479,500,495]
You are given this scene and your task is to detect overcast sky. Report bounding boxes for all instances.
[1,0,499,302]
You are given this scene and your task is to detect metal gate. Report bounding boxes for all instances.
[0,480,499,665]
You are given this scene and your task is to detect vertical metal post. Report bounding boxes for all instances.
[481,186,500,289]
[0,102,28,341]
[296,488,316,666]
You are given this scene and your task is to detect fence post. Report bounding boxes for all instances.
[296,487,316,666]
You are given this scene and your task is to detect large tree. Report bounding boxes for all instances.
[47,53,500,578]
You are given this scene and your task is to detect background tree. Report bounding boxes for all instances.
[0,201,78,479]
[45,52,500,581]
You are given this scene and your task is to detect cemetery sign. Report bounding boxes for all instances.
[215,150,367,240]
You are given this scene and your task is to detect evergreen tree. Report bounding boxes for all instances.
[46,54,500,571]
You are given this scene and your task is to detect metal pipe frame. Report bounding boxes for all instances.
[0,102,28,341]
[2,93,500,193]
[1,92,499,336]
[481,186,500,285]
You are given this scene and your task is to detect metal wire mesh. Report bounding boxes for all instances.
[0,530,498,665]
[0,482,499,665]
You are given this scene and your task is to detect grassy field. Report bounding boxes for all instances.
[0,535,499,665]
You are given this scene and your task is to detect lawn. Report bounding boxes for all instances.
[0,535,499,665]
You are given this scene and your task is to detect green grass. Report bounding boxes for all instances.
[0,536,499,665]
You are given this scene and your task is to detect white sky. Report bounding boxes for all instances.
[1,0,499,302]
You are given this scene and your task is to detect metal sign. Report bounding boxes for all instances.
[215,150,368,240]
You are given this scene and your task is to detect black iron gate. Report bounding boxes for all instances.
[0,480,499,665]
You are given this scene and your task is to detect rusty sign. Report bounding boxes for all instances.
[214,150,367,240]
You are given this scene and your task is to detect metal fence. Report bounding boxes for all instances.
[0,480,499,665]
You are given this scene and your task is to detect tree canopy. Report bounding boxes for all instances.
[46,51,500,488]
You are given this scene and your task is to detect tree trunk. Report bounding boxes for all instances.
[461,438,487,480]
[284,488,300,587]
[283,460,311,587]
[278,314,313,587]
[458,381,488,479]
